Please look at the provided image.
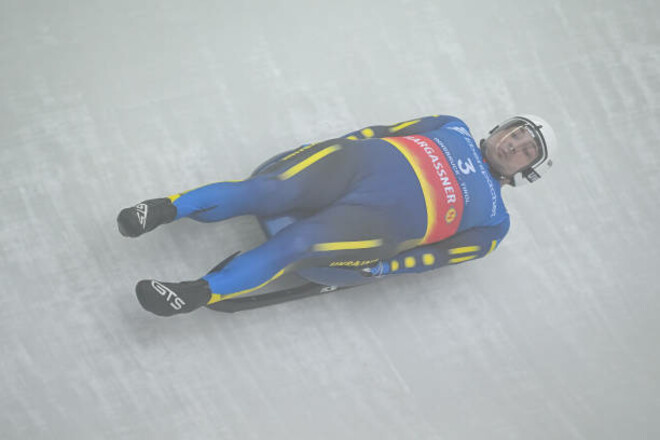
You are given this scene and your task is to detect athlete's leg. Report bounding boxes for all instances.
[203,203,403,299]
[175,140,360,221]
[135,203,405,316]
[118,140,360,236]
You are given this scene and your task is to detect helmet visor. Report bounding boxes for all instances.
[485,118,547,174]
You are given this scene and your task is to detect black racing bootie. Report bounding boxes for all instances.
[117,198,177,238]
[135,279,212,316]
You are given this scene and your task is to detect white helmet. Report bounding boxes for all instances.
[480,114,557,186]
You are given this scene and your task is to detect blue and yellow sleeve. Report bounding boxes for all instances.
[341,115,462,140]
[365,218,510,277]
[293,115,461,153]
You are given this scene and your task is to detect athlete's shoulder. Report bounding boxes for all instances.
[434,115,474,132]
[495,213,510,238]
[469,212,510,242]
[427,114,466,126]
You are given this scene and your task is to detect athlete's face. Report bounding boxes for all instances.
[483,125,540,180]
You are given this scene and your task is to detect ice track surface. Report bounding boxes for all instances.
[1,0,659,438]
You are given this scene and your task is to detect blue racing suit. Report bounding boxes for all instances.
[167,115,510,304]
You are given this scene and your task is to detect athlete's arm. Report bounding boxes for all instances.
[292,115,461,155]
[341,115,462,140]
[363,218,510,277]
